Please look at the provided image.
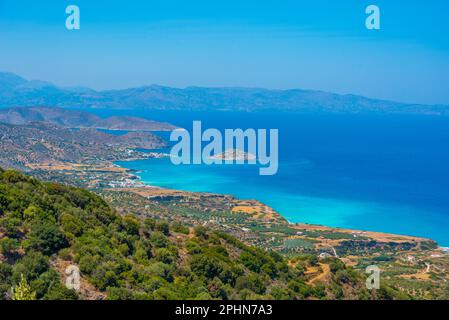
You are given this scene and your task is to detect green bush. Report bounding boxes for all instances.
[28,222,68,256]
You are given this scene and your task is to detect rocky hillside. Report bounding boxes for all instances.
[0,122,166,170]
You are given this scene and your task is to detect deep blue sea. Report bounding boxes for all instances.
[85,109,449,246]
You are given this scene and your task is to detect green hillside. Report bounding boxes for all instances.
[0,168,406,300]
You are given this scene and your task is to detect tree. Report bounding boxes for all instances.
[234,276,252,291]
[150,232,169,248]
[193,226,208,239]
[0,193,8,215]
[155,248,174,264]
[43,283,79,300]
[240,251,264,273]
[11,274,36,300]
[79,255,98,274]
[190,255,224,279]
[1,217,22,238]
[12,251,49,281]
[171,223,189,235]
[28,222,68,255]
[269,285,293,300]
[123,215,140,236]
[60,213,83,237]
[106,287,134,300]
[0,238,20,258]
[23,205,45,222]
[329,258,346,273]
[155,221,170,236]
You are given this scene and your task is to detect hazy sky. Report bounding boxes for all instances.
[0,0,448,104]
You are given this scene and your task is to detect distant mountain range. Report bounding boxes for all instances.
[0,106,176,131]
[1,72,448,115]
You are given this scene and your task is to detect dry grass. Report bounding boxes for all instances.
[306,263,331,285]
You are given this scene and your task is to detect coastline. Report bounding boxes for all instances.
[69,109,449,247]
[24,148,445,249]
[112,157,443,248]
[21,148,449,298]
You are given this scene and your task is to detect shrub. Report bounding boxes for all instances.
[28,222,68,256]
[171,223,189,235]
[193,226,208,239]
[155,221,170,236]
[150,232,169,248]
[60,213,83,237]
[123,215,140,236]
[155,248,174,264]
[190,255,224,279]
[0,238,20,257]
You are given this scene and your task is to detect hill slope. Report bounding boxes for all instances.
[0,168,406,300]
[0,122,166,170]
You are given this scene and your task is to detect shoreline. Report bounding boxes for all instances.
[113,158,444,248]
[25,151,444,248]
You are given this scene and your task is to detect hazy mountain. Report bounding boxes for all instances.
[0,106,177,131]
[0,72,27,91]
[1,72,448,115]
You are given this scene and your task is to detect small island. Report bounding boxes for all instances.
[210,149,257,161]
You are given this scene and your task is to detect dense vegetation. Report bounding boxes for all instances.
[0,168,408,300]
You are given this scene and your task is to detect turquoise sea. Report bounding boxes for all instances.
[88,109,449,246]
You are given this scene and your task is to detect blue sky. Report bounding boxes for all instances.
[0,0,448,104]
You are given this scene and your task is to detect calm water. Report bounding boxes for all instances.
[86,109,449,246]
